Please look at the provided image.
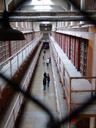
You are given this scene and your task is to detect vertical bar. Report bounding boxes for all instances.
[59,34,60,46]
[62,34,63,49]
[62,34,63,51]
[19,95,21,107]
[10,60,12,77]
[69,36,71,60]
[9,41,12,77]
[64,35,65,53]
[9,41,11,57]
[22,50,23,62]
[67,36,68,57]
[0,86,2,99]
[61,34,62,49]
[0,86,2,113]
[69,78,71,114]
[17,53,19,68]
[68,78,71,128]
[58,33,59,45]
[74,37,76,65]
[59,34,61,47]
[13,109,15,127]
[90,118,95,128]
[32,32,33,40]
[55,32,56,41]
[57,33,58,43]
[78,38,80,71]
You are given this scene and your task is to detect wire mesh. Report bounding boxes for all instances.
[0,0,96,128]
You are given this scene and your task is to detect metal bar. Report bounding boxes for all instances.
[74,37,76,65]
[0,10,96,16]
[67,36,68,57]
[68,78,72,128]
[69,36,71,60]
[71,103,96,105]
[56,30,95,40]
[59,34,60,46]
[64,35,65,53]
[77,39,80,71]
[0,16,95,22]
[71,90,96,93]
[61,34,62,49]
[0,34,43,67]
[69,78,71,114]
[9,41,11,57]
[70,76,96,79]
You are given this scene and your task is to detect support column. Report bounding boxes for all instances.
[92,34,96,90]
[65,22,68,27]
[90,118,95,128]
[70,5,74,26]
[80,0,85,25]
[9,41,11,56]
[90,34,96,128]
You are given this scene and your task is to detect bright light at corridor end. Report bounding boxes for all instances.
[31,0,53,5]
[42,22,50,24]
[30,0,53,11]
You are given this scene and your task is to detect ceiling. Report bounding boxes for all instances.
[7,0,69,11]
[5,0,96,22]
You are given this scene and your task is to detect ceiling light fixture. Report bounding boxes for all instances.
[0,0,25,41]
[42,21,50,24]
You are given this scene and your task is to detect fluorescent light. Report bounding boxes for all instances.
[42,21,50,24]
[34,5,52,10]
[31,0,53,5]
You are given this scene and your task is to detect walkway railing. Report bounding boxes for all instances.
[50,44,61,121]
[0,34,43,91]
[3,43,43,128]
[50,35,96,127]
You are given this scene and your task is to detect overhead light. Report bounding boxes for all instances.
[34,5,52,10]
[0,0,25,41]
[42,21,50,24]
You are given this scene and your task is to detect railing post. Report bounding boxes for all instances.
[68,77,71,128]
[17,53,19,69]
[10,59,12,77]
[9,41,11,57]
[13,109,15,128]
[19,94,21,107]
[22,50,23,63]
[74,37,76,65]
[0,86,2,113]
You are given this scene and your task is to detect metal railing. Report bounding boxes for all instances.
[0,0,96,128]
[50,34,96,128]
[0,34,43,91]
[3,43,43,128]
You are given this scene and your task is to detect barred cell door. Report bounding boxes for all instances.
[79,39,88,76]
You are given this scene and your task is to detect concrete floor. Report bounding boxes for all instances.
[15,48,76,128]
[16,49,58,128]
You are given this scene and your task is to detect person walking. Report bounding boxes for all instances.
[46,58,50,67]
[43,72,47,92]
[47,73,50,88]
[43,72,46,78]
[43,76,46,92]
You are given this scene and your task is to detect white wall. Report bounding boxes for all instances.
[52,22,56,31]
[33,22,40,31]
